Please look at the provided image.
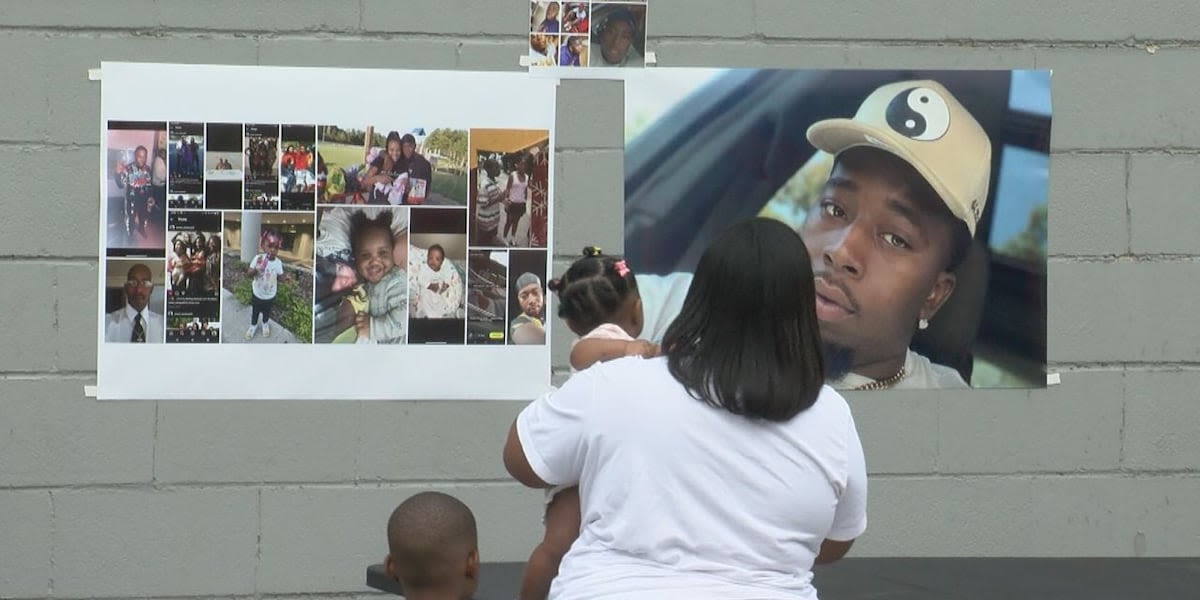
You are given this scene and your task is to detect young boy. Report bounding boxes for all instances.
[384,491,480,600]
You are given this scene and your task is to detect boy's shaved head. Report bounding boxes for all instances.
[386,491,479,598]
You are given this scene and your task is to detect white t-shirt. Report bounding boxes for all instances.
[250,254,285,300]
[516,356,868,600]
[635,272,968,390]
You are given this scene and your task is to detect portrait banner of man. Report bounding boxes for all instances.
[526,1,650,78]
[624,68,1052,390]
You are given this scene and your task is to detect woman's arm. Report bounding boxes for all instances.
[814,539,855,565]
[504,419,551,488]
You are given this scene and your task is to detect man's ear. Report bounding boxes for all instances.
[920,272,956,322]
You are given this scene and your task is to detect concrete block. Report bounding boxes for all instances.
[553,150,625,258]
[0,146,98,257]
[457,40,530,71]
[0,491,51,597]
[1037,48,1200,150]
[45,35,258,145]
[156,401,358,483]
[0,379,154,487]
[555,80,624,149]
[258,37,460,70]
[860,475,1200,556]
[257,484,543,593]
[1048,261,1200,363]
[362,0,518,35]
[651,0,756,37]
[1129,154,1200,254]
[0,0,157,28]
[157,1,362,32]
[842,392,939,474]
[52,489,258,597]
[754,1,1198,42]
[939,371,1123,473]
[1123,371,1200,471]
[1047,153,1129,256]
[55,262,99,372]
[649,41,1036,70]
[0,33,50,142]
[358,401,525,481]
[0,262,59,371]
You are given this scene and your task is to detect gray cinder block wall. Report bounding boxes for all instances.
[2,1,1198,598]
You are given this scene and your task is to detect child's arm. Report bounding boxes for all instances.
[570,338,658,371]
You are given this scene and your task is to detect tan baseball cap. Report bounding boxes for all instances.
[806,80,993,236]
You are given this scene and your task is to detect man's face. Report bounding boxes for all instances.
[124,265,153,312]
[134,148,147,167]
[799,151,957,372]
[600,19,633,64]
[518,283,543,317]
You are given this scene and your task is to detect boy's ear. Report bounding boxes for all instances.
[465,547,480,581]
[383,553,398,581]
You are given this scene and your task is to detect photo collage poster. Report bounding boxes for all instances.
[99,62,557,400]
[528,1,648,72]
[624,68,1052,390]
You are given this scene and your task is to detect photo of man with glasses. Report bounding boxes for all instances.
[104,261,165,343]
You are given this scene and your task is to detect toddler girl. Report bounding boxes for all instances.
[517,245,658,600]
[349,210,408,344]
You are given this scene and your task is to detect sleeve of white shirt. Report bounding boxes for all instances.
[515,369,597,486]
[827,410,868,541]
[634,272,693,345]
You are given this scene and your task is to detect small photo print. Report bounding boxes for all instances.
[468,129,550,249]
[165,211,223,343]
[313,206,409,344]
[102,258,166,344]
[589,4,647,68]
[529,33,559,67]
[317,124,468,207]
[166,315,220,344]
[244,123,280,211]
[205,122,243,210]
[281,125,317,211]
[467,249,508,345]
[531,1,562,33]
[168,121,204,195]
[559,34,588,67]
[105,121,167,255]
[408,208,468,345]
[507,249,548,345]
[169,193,203,210]
[222,211,316,344]
[562,2,589,34]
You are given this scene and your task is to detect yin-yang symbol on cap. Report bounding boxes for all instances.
[885,87,951,141]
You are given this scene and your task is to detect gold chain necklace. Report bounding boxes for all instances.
[853,366,906,391]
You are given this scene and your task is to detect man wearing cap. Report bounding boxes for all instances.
[104,263,165,343]
[510,272,546,344]
[637,79,991,389]
[589,8,641,67]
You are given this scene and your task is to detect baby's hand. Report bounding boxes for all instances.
[624,339,659,358]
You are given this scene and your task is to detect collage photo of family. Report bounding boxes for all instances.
[529,1,648,68]
[103,121,551,348]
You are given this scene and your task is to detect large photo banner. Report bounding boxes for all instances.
[99,62,557,400]
[625,68,1050,390]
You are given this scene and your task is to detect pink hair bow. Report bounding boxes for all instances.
[614,260,630,277]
